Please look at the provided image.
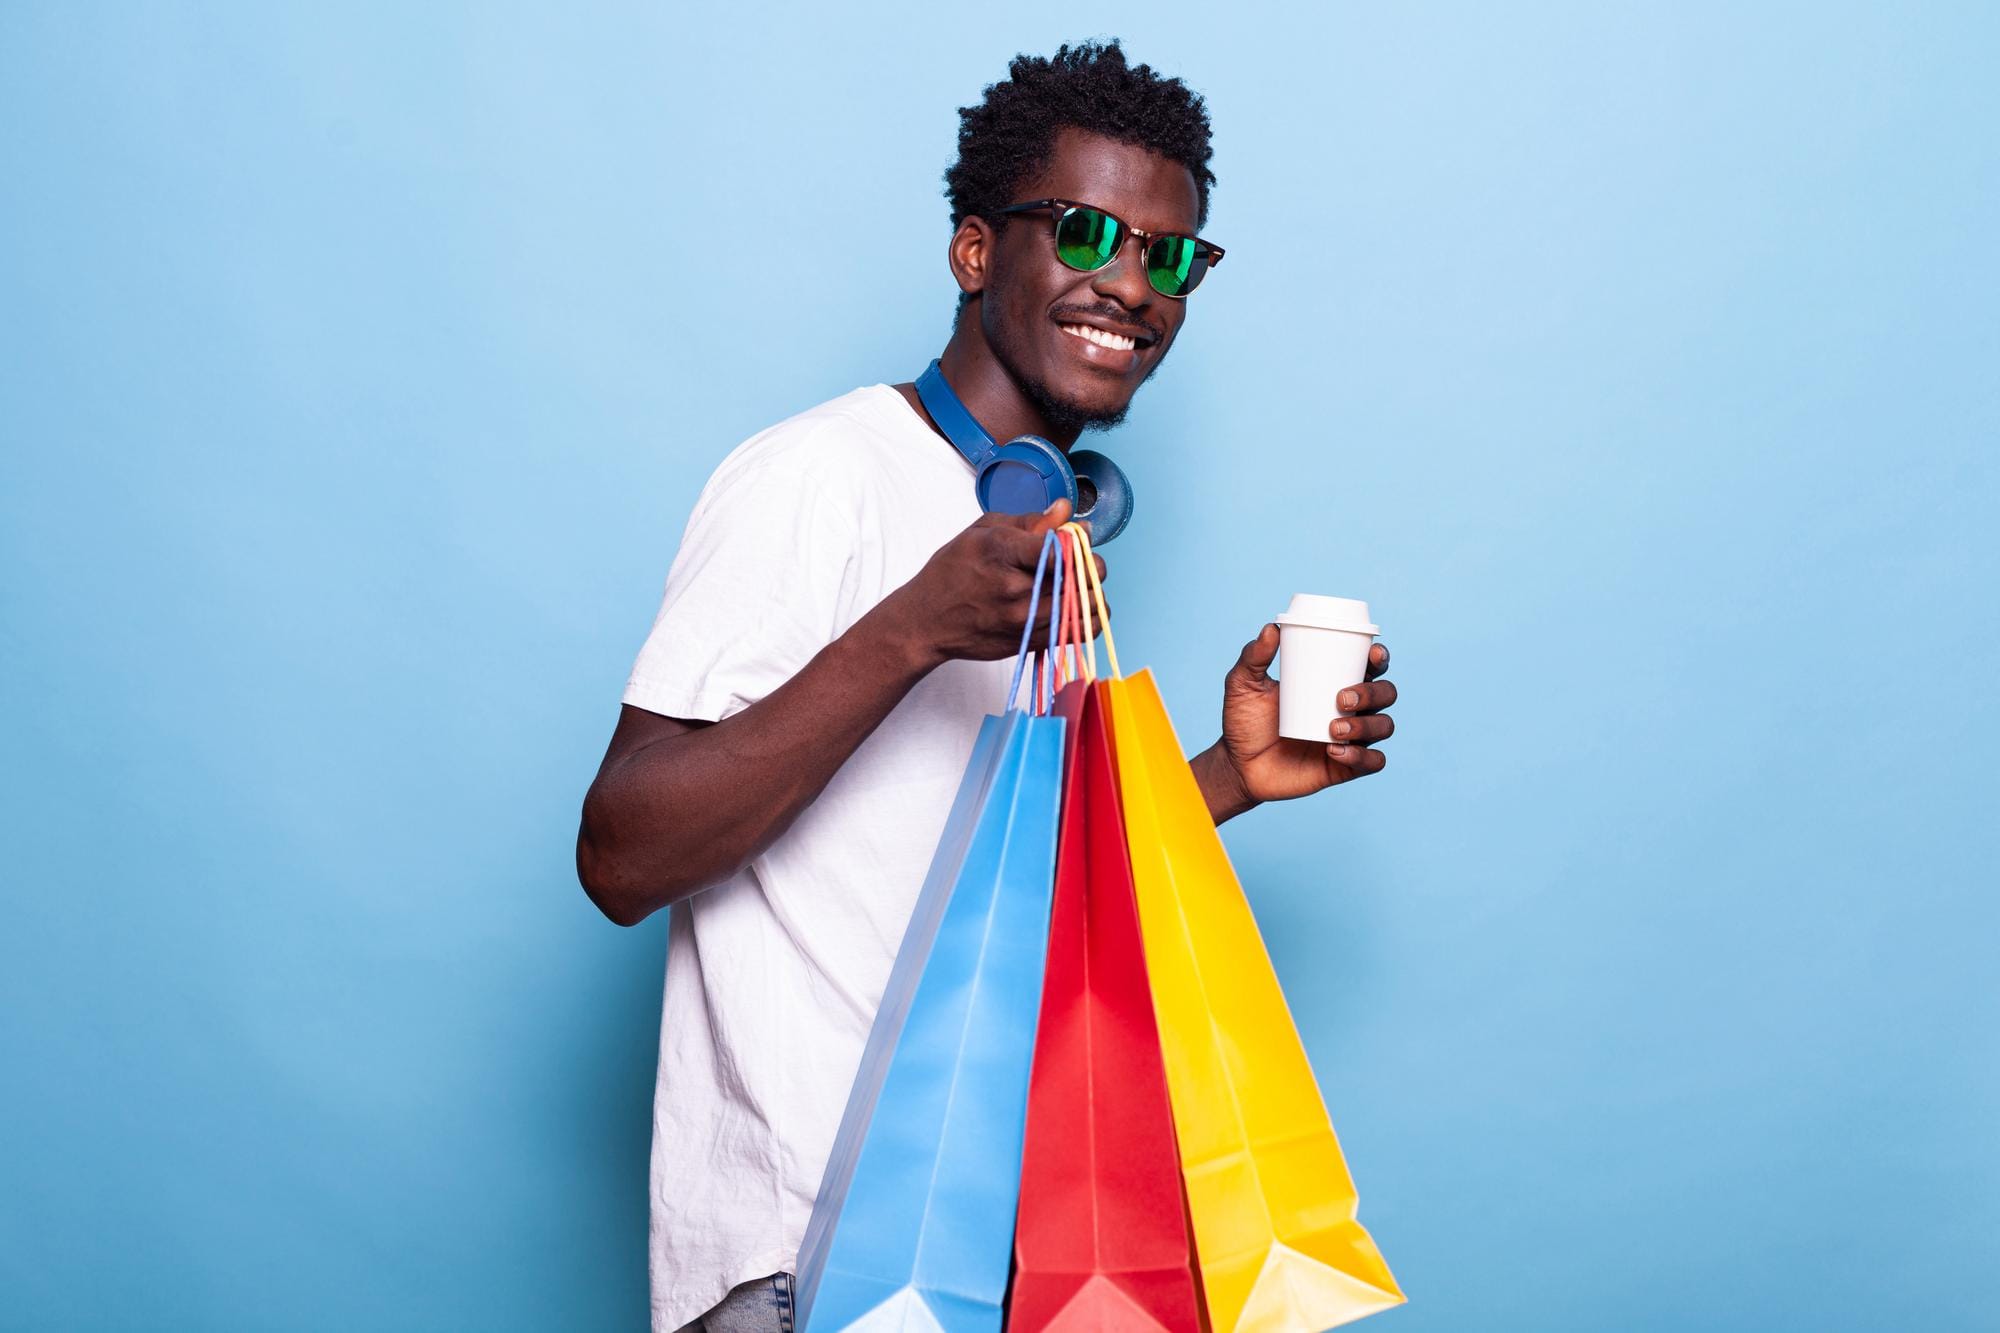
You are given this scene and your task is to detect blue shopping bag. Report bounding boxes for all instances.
[796,532,1070,1333]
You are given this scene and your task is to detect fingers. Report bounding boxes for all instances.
[1326,676,1395,775]
[1016,595,1110,650]
[1337,680,1397,714]
[1011,502,1094,557]
[967,503,1116,655]
[982,505,1116,583]
[1326,743,1388,774]
[981,512,1068,583]
[1328,713,1394,744]
[1365,642,1390,680]
[1017,553,1110,633]
[1022,535,1108,594]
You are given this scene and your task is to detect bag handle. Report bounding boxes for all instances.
[1053,523,1091,686]
[1047,521,1108,693]
[1006,528,1063,715]
[1059,520,1120,680]
[1039,522,1065,713]
[1059,527,1084,688]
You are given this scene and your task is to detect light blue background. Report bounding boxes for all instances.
[3,3,1994,1329]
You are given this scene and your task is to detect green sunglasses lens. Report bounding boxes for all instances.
[1054,206,1122,271]
[1145,234,1211,297]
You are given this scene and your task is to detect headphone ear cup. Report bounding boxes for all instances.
[976,436,1075,517]
[1066,449,1133,544]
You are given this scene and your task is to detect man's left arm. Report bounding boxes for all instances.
[1191,625,1396,826]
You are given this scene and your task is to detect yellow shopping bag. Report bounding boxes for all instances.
[1105,670,1404,1329]
[1066,528,1401,1331]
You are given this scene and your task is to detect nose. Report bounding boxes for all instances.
[1088,234,1155,311]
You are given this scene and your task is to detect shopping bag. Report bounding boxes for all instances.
[796,531,1071,1333]
[1088,530,1403,1331]
[1010,526,1202,1333]
[794,705,1018,1315]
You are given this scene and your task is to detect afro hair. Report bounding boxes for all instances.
[944,39,1216,231]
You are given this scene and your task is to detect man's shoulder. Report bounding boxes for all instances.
[708,384,912,491]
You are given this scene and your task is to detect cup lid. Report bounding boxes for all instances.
[1274,593,1378,635]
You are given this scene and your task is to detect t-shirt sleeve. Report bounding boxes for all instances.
[622,460,859,723]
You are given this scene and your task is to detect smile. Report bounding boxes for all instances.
[1059,323,1138,353]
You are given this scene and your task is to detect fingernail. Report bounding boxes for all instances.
[1333,721,1352,737]
[1339,690,1359,709]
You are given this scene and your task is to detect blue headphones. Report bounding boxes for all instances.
[914,359,1134,543]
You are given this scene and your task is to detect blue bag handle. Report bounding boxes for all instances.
[1005,529,1063,715]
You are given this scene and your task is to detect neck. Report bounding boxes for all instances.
[935,315,1078,450]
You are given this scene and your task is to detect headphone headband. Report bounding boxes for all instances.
[914,359,996,465]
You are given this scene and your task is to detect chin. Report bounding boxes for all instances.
[1032,377,1134,435]
[1074,391,1136,430]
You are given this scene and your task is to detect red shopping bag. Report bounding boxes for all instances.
[1009,528,1202,1333]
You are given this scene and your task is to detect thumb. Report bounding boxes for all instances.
[1232,623,1280,683]
[1032,497,1073,534]
[983,498,1070,533]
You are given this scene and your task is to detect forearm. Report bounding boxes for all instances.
[578,597,938,924]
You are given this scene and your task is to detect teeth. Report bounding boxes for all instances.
[1062,323,1137,352]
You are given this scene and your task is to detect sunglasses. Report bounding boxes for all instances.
[998,198,1225,298]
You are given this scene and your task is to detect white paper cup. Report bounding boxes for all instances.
[1275,594,1379,742]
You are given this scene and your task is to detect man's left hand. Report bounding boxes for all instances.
[1210,623,1397,809]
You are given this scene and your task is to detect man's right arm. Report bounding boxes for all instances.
[575,503,1103,927]
[576,593,941,926]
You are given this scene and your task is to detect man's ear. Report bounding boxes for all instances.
[947,216,996,297]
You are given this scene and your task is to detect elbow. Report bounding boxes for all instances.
[576,819,661,929]
[576,778,737,926]
[585,881,650,929]
[600,901,651,929]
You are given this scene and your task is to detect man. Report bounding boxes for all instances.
[577,39,1397,1333]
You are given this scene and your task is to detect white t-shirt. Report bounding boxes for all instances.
[620,384,1018,1333]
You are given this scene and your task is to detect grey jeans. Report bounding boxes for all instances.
[674,1273,795,1333]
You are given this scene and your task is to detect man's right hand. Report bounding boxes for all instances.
[582,499,1109,925]
[880,499,1111,670]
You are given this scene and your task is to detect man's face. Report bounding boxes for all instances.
[978,127,1202,436]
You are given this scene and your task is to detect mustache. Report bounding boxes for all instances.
[1048,302,1160,346]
